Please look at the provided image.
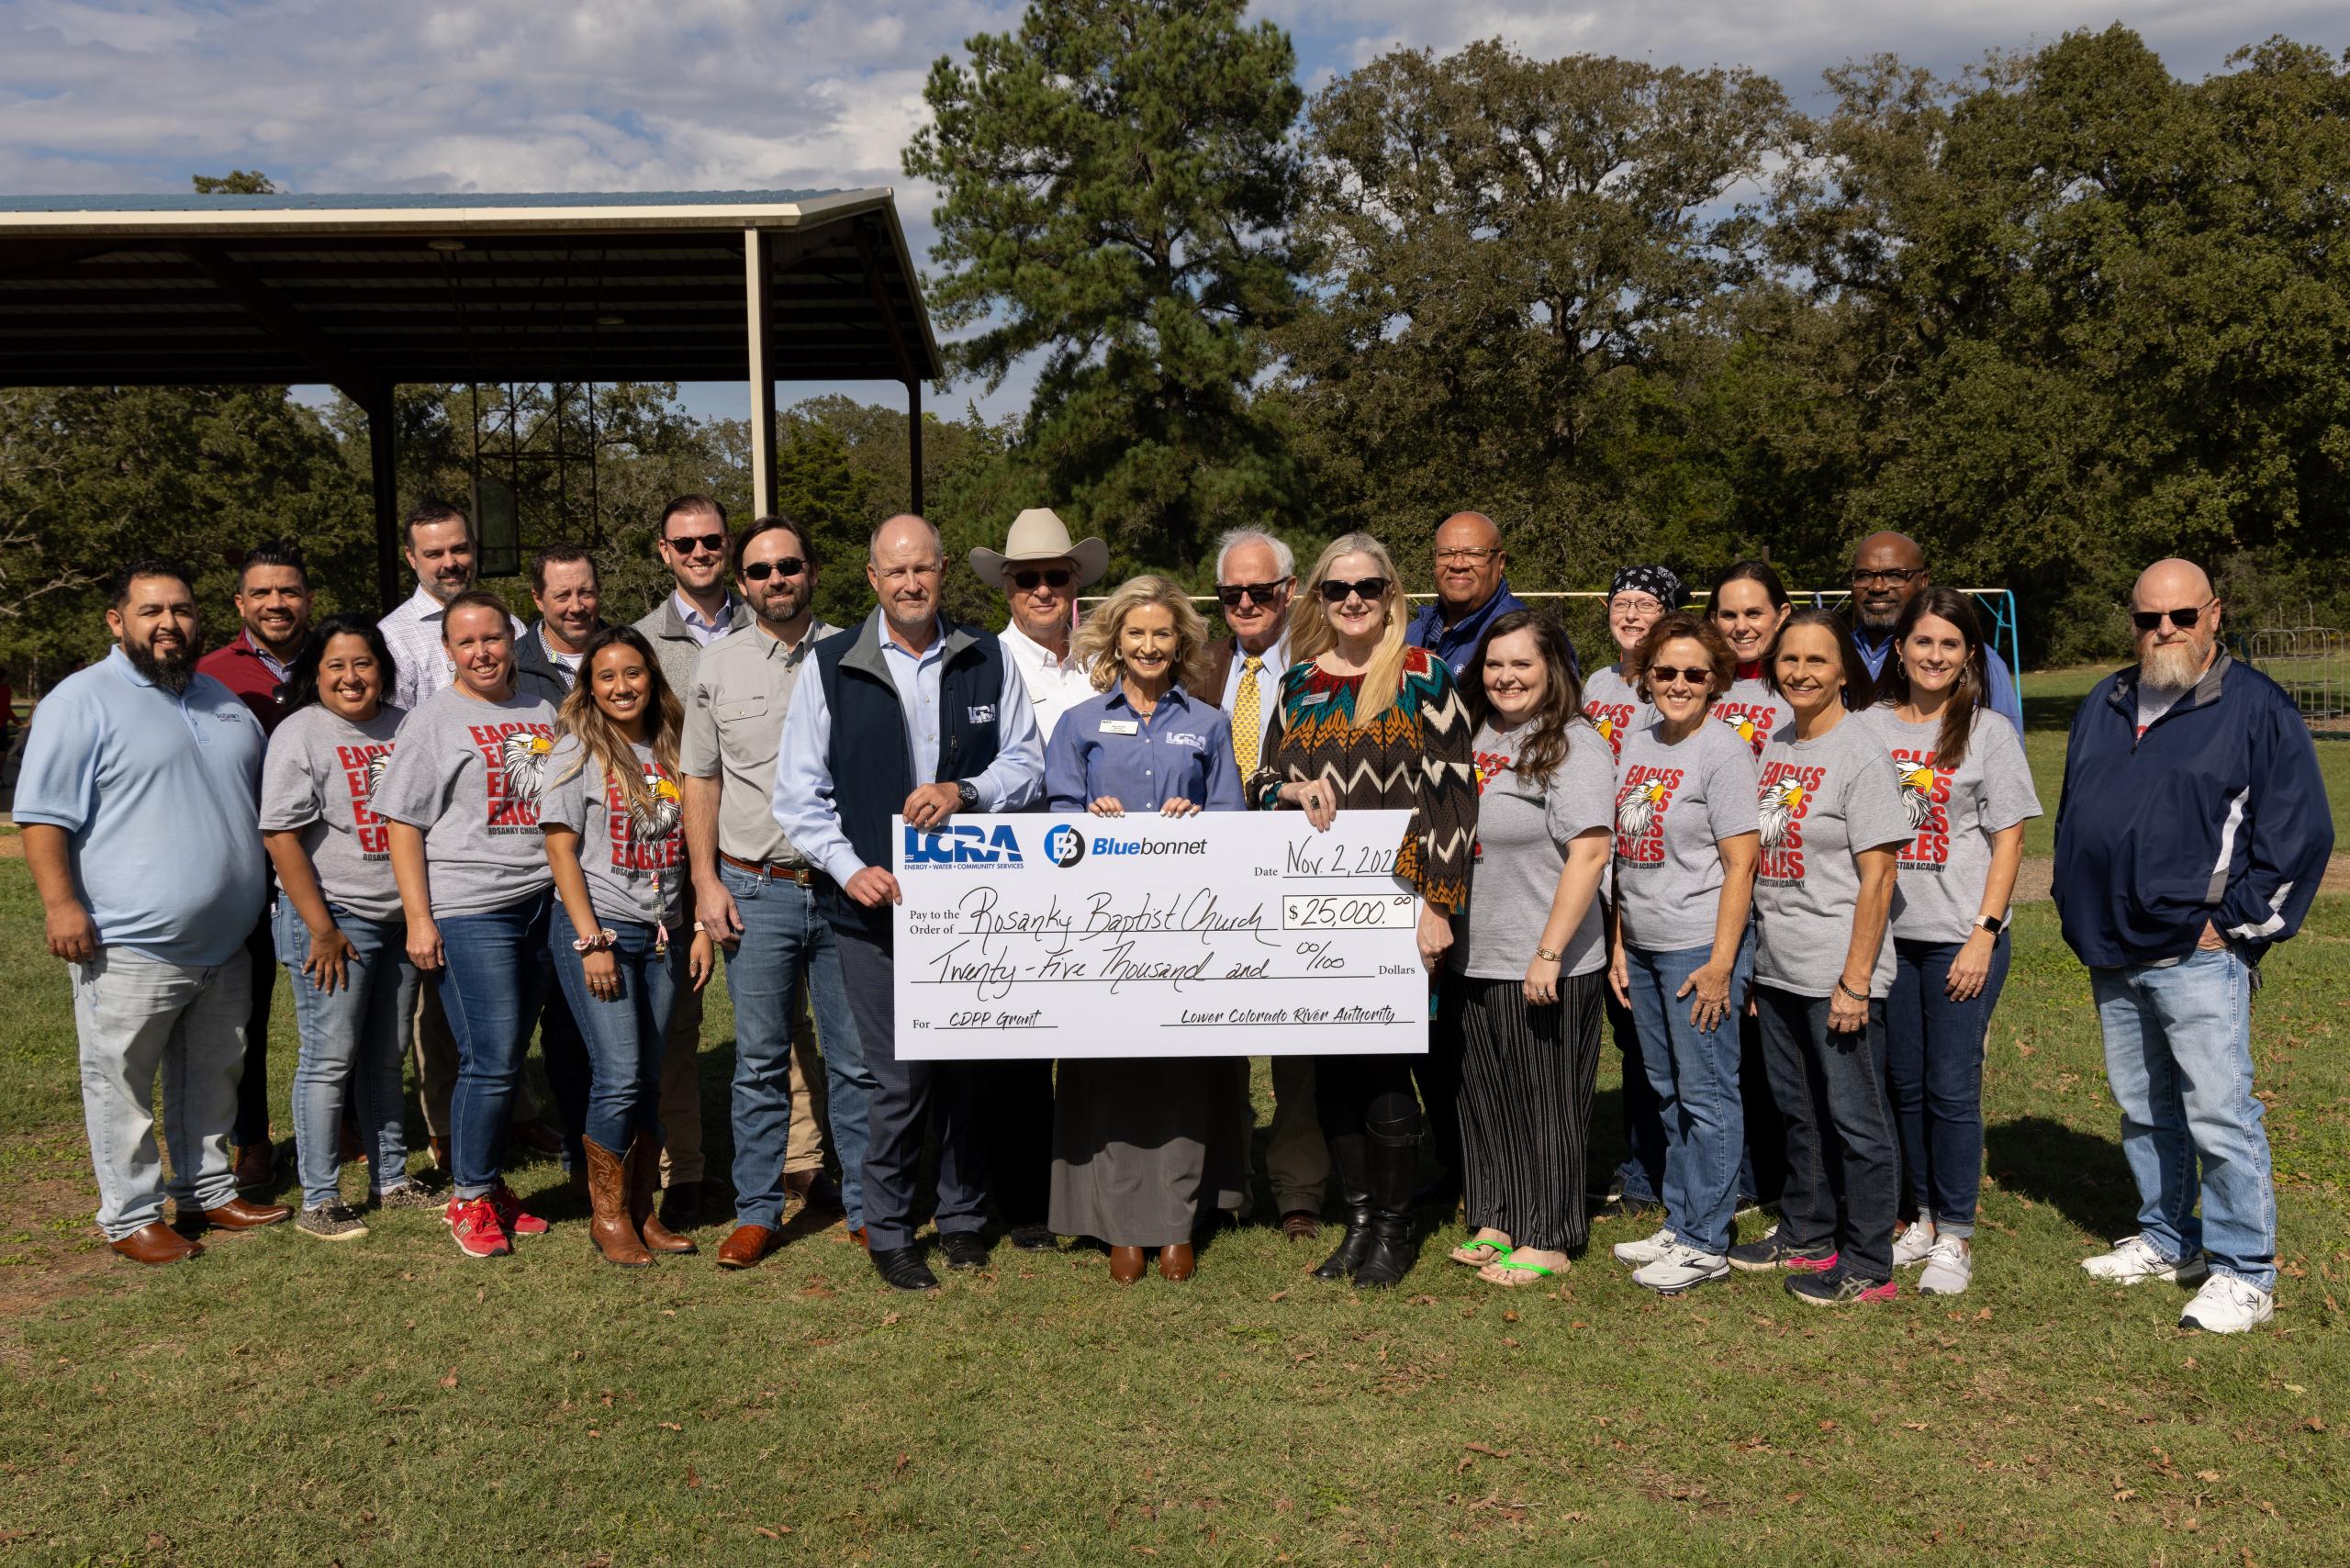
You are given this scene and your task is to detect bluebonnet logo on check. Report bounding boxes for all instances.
[1044,823,1088,868]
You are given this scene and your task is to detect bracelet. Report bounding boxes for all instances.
[1835,979,1868,1002]
[691,921,706,934]
[572,929,618,953]
[1533,946,1563,963]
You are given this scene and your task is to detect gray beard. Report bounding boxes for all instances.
[2140,639,2208,694]
[129,644,195,694]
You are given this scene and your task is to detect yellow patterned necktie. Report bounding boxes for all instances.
[1234,655,1263,778]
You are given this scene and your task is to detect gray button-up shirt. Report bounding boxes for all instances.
[679,616,836,866]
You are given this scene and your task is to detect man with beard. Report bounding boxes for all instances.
[18,559,290,1263]
[682,516,875,1268]
[2054,558,2332,1334]
[197,541,316,1191]
[1847,532,2023,733]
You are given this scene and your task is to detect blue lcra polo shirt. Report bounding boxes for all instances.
[15,646,266,967]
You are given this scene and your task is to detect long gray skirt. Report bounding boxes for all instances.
[1049,1057,1248,1248]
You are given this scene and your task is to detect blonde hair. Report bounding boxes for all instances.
[1075,574,1214,694]
[1287,532,1409,729]
[552,627,685,815]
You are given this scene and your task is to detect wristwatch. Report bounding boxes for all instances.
[955,779,979,810]
[1975,913,2005,935]
[1533,946,1563,963]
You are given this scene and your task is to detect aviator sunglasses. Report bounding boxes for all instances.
[1011,568,1073,591]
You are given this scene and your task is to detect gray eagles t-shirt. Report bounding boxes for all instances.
[370,686,558,919]
[538,735,688,929]
[1611,717,1761,953]
[1581,665,1651,767]
[1874,707,2042,944]
[1711,677,1791,761]
[1454,718,1614,980]
[1753,709,1913,998]
[258,702,408,921]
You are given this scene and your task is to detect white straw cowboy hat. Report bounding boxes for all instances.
[968,508,1109,589]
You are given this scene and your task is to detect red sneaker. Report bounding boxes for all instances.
[487,1182,549,1238]
[448,1197,510,1259]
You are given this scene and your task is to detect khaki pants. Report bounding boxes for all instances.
[1264,1056,1330,1215]
[655,978,827,1188]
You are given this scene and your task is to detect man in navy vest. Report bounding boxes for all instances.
[772,515,1046,1291]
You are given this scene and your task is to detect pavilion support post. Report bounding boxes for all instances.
[744,226,777,516]
[907,378,923,518]
[364,382,400,613]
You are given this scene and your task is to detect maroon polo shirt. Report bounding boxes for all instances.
[196,629,302,736]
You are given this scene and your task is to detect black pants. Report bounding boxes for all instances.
[1753,985,1897,1282]
[232,914,274,1148]
[836,924,986,1252]
[974,1059,1056,1229]
[1315,1054,1422,1155]
[1448,970,1604,1252]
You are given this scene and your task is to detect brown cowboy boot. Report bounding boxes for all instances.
[625,1135,696,1254]
[583,1137,651,1268]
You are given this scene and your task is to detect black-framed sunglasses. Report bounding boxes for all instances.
[1647,664,1714,688]
[666,531,727,556]
[1011,568,1073,591]
[1216,579,1291,608]
[741,557,805,582]
[1318,576,1391,604]
[2131,599,2214,632]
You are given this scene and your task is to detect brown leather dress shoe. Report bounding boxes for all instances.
[197,1196,293,1230]
[233,1142,274,1192]
[784,1169,844,1214]
[1107,1245,1146,1284]
[715,1224,780,1270]
[111,1222,202,1265]
[848,1226,870,1249]
[1158,1241,1196,1282]
[1281,1210,1321,1242]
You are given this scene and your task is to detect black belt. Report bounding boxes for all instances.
[720,852,815,885]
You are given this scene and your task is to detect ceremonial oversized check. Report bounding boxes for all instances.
[891,810,1428,1059]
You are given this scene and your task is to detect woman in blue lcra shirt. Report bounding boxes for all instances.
[1042,575,1245,1285]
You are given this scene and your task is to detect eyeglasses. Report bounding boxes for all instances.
[1319,577,1391,604]
[666,531,727,556]
[1647,665,1715,688]
[1851,566,1923,588]
[741,557,805,582]
[1011,568,1073,591]
[2132,599,2214,632]
[1216,579,1290,608]
[1435,545,1500,565]
[1610,595,1665,615]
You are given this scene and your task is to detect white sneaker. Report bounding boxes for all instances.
[2178,1274,2275,1334]
[1612,1226,1677,1267]
[1918,1234,1972,1295]
[1893,1219,1939,1268]
[1632,1243,1729,1295]
[2080,1234,2209,1286]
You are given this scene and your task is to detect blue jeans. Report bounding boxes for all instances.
[548,918,682,1154]
[1624,940,1753,1256]
[436,892,554,1201]
[722,865,874,1232]
[1885,935,2009,1237]
[275,901,418,1210]
[1606,993,1665,1205]
[1754,985,1898,1282]
[2091,947,2275,1291]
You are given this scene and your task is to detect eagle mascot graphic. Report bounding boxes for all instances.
[1758,777,1807,851]
[1721,711,1762,751]
[364,750,392,802]
[500,731,555,797]
[1616,778,1668,841]
[1893,760,1936,830]
[631,770,684,842]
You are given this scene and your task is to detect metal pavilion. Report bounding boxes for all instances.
[0,190,945,608]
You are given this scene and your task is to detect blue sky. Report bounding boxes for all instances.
[3,0,2339,424]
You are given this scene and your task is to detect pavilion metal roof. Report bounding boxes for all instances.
[0,188,943,395]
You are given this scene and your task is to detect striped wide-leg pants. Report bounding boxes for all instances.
[1446,969,1605,1252]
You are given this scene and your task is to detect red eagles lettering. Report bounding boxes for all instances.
[1890,746,1951,869]
[1583,700,1638,762]
[1756,760,1824,883]
[471,722,556,832]
[608,762,686,873]
[336,741,394,858]
[1613,764,1684,867]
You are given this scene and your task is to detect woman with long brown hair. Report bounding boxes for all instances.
[539,625,714,1266]
[1870,588,2039,1295]
[1444,610,1613,1287]
[1247,533,1479,1290]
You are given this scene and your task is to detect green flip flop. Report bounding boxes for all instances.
[1449,1238,1513,1267]
[1481,1257,1560,1286]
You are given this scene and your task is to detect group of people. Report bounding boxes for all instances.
[18,498,2331,1332]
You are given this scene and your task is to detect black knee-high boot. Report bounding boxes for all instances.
[1354,1101,1425,1290]
[1311,1133,1376,1282]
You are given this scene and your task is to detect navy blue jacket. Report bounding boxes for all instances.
[2053,652,2333,968]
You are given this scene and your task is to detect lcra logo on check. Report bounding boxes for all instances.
[901,823,1025,867]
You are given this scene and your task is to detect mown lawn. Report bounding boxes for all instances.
[0,842,2344,1564]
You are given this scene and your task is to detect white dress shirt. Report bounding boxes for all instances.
[377,586,526,713]
[998,621,1095,741]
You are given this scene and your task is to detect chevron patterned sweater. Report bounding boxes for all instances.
[1246,645,1479,911]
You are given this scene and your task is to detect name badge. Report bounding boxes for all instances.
[1098,719,1140,735]
[967,704,996,724]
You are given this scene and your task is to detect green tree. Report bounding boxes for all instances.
[193,170,278,195]
[903,0,1305,573]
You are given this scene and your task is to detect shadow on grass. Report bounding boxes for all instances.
[1986,1114,2138,1239]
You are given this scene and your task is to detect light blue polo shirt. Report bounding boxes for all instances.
[14,647,267,966]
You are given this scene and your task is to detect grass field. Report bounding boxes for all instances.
[1,690,2345,1564]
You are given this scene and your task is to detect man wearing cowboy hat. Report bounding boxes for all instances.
[970,508,1109,743]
